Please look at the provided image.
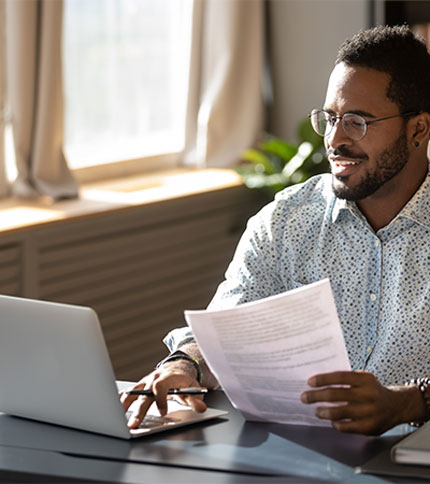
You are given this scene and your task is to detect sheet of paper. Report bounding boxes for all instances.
[185,279,351,426]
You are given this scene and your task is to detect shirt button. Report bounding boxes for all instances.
[370,293,377,301]
[374,239,380,247]
[367,345,372,353]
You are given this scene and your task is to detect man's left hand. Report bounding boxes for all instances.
[300,370,425,435]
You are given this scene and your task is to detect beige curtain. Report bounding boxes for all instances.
[184,0,265,168]
[0,0,7,197]
[5,0,78,199]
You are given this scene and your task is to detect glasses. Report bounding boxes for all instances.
[308,109,417,141]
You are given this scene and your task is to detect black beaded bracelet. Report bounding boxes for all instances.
[406,377,430,427]
[156,350,202,384]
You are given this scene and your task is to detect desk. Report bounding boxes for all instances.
[0,390,420,483]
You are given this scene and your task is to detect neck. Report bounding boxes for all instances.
[357,157,428,232]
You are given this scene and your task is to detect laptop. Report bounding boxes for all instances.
[0,295,227,439]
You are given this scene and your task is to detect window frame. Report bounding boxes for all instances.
[71,152,182,184]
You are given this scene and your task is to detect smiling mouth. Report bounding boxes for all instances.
[332,160,359,165]
[329,158,362,177]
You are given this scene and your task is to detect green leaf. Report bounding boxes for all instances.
[260,138,298,162]
[297,118,324,148]
[282,141,313,178]
[241,149,276,174]
[237,117,330,197]
[241,172,291,195]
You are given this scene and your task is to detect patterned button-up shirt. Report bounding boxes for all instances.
[164,169,430,386]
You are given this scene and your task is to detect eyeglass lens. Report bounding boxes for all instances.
[310,111,366,141]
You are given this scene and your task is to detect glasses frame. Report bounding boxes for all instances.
[308,109,418,141]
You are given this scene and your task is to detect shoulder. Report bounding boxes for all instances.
[274,173,333,207]
[256,174,333,223]
[245,174,334,240]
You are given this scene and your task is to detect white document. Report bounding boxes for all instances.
[185,279,351,426]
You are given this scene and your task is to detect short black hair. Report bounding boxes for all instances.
[336,25,430,114]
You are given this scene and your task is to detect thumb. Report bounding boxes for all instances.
[184,396,207,413]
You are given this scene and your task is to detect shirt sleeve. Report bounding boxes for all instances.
[162,198,286,351]
[208,199,286,309]
[162,326,195,352]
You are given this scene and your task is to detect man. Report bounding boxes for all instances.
[121,25,430,435]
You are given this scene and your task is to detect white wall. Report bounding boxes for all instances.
[268,0,368,141]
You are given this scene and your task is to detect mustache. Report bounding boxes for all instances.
[326,146,368,160]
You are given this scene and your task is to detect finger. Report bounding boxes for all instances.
[174,390,206,411]
[127,396,154,429]
[151,380,176,416]
[301,387,355,404]
[307,370,371,388]
[151,373,201,416]
[314,403,372,421]
[332,418,376,435]
[120,388,140,411]
[182,395,207,413]
[175,392,203,404]
[120,380,151,411]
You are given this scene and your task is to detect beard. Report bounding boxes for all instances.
[331,129,410,201]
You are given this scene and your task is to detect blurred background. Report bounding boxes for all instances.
[0,0,429,380]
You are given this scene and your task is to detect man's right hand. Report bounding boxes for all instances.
[119,360,207,429]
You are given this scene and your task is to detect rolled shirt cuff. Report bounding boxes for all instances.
[162,326,195,352]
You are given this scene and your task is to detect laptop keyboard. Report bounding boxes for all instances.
[126,412,180,429]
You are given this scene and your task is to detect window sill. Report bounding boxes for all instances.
[0,168,244,235]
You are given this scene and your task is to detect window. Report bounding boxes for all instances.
[63,0,193,172]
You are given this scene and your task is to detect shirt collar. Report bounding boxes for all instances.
[399,163,430,228]
[331,162,430,228]
[331,196,360,224]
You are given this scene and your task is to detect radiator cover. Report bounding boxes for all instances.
[0,185,264,380]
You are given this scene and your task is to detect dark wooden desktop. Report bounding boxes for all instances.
[0,390,423,483]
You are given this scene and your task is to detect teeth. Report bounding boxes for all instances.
[334,161,358,165]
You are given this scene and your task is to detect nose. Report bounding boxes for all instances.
[324,117,352,151]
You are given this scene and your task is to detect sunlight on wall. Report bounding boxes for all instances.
[5,124,17,183]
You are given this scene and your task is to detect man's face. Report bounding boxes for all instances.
[323,63,410,201]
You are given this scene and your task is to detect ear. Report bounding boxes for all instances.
[407,112,430,147]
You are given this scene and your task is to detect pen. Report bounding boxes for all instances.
[126,387,208,396]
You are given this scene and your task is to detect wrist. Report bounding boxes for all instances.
[392,385,428,426]
[158,359,200,381]
[178,343,219,389]
[405,378,430,426]
[156,350,202,383]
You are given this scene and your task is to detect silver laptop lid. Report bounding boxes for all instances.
[0,295,131,439]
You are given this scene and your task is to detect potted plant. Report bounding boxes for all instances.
[236,118,329,199]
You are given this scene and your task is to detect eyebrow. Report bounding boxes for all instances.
[323,108,376,118]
